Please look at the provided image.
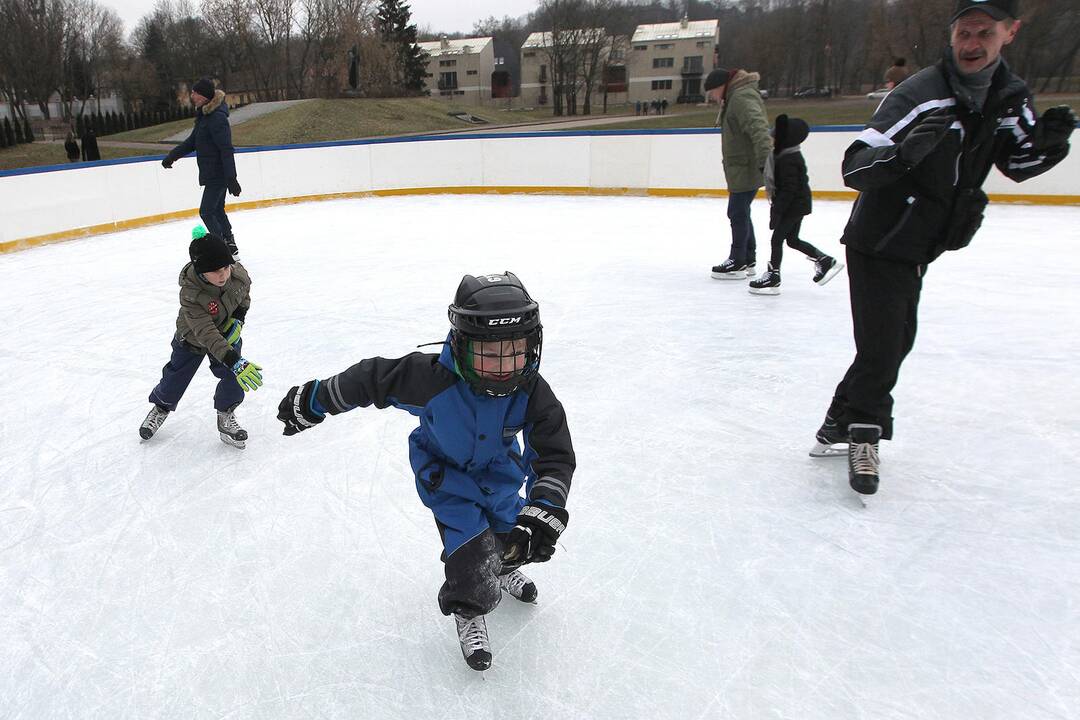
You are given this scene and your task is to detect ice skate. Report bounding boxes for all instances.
[224,233,239,261]
[711,258,751,279]
[848,423,881,495]
[812,255,844,286]
[809,414,847,457]
[499,568,538,603]
[217,405,248,449]
[748,264,781,295]
[139,404,170,440]
[454,613,492,671]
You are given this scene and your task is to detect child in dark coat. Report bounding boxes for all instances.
[276,272,575,672]
[750,114,844,295]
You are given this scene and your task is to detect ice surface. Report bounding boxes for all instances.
[1,195,1078,719]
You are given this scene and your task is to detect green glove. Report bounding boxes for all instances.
[231,358,263,392]
[223,318,243,345]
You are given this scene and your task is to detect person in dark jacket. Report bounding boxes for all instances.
[162,78,242,257]
[64,129,80,162]
[749,114,843,295]
[276,272,576,673]
[80,128,100,161]
[139,225,263,448]
[811,0,1075,496]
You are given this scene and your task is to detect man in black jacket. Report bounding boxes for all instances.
[162,78,242,258]
[811,0,1076,495]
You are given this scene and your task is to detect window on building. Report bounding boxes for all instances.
[495,57,505,65]
[523,51,536,58]
[439,72,458,89]
[633,45,647,51]
[539,65,548,83]
[656,43,674,50]
[652,57,674,69]
[466,69,478,75]
[651,79,673,90]
[682,56,703,73]
[439,59,457,67]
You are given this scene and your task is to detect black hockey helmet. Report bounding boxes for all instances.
[448,272,542,397]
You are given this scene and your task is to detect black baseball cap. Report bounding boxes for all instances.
[950,0,1018,23]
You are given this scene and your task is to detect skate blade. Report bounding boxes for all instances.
[219,432,246,449]
[711,271,747,280]
[748,286,780,295]
[809,441,847,458]
[815,262,845,286]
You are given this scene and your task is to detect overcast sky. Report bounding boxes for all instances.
[108,0,539,36]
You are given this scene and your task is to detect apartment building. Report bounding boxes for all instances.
[418,36,497,106]
[627,18,719,105]
[519,30,628,109]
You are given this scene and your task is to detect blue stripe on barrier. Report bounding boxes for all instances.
[0,125,868,179]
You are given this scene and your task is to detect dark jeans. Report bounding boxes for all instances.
[726,189,758,266]
[149,336,243,412]
[769,215,824,269]
[199,183,233,239]
[827,248,924,439]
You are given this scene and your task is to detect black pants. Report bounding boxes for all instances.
[199,183,233,239]
[827,248,924,440]
[436,526,518,619]
[769,215,824,269]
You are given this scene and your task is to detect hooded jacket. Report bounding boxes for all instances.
[164,89,237,186]
[766,115,812,222]
[174,261,251,367]
[839,53,1068,264]
[719,71,773,193]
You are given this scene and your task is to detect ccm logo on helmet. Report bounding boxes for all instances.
[488,316,521,326]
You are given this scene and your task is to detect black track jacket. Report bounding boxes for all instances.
[839,54,1068,265]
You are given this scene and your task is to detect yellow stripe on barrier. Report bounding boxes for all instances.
[3,185,1078,255]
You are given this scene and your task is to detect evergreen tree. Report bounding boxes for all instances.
[376,0,429,93]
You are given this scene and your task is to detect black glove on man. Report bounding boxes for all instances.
[898,110,955,167]
[502,503,569,565]
[277,380,325,436]
[1033,105,1077,151]
[227,177,242,197]
[161,157,174,169]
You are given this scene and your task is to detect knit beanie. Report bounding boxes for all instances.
[191,77,216,99]
[704,68,732,92]
[188,225,233,273]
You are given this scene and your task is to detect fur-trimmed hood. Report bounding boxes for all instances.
[199,89,228,116]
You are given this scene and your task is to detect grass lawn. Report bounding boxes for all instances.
[229,97,630,145]
[600,93,1080,131]
[109,117,196,143]
[0,142,162,172]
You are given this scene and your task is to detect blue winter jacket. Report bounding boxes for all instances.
[164,89,237,186]
[311,338,575,555]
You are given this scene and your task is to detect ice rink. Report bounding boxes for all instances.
[1,195,1078,719]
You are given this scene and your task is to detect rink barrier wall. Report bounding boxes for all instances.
[2,127,1079,254]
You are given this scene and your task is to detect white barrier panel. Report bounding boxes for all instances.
[2,129,1078,252]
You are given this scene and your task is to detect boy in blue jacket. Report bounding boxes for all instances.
[277,272,575,671]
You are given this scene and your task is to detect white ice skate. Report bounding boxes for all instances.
[139,404,170,440]
[454,614,492,671]
[217,406,248,449]
[499,568,538,603]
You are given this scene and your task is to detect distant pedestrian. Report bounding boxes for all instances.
[635,100,642,115]
[661,99,669,115]
[64,130,80,162]
[884,58,910,90]
[80,128,100,161]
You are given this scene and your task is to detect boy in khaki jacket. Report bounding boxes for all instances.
[139,226,263,447]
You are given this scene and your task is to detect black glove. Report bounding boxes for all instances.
[277,380,325,436]
[898,110,955,167]
[227,177,242,196]
[161,157,174,169]
[502,503,569,565]
[1033,105,1077,150]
